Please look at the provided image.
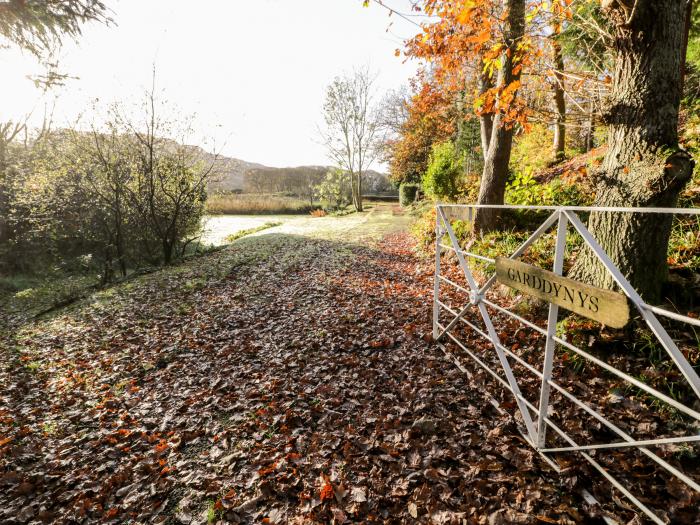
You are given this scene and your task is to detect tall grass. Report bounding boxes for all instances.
[206,193,317,215]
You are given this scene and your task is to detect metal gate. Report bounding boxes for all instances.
[432,204,700,524]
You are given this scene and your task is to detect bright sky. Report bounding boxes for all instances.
[1,0,421,168]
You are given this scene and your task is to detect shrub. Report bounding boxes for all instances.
[422,141,462,201]
[400,183,420,207]
[510,123,582,171]
[313,169,351,211]
[410,207,436,253]
[505,170,592,207]
[3,129,211,278]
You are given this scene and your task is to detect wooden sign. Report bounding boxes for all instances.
[495,257,629,328]
[441,207,473,224]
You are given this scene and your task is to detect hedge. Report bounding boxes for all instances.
[399,183,420,207]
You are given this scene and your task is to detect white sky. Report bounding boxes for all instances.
[1,0,421,168]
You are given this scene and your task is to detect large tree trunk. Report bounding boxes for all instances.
[570,0,694,303]
[680,0,694,96]
[551,38,566,163]
[351,171,363,212]
[473,0,525,233]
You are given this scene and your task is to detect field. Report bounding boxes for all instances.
[206,193,317,215]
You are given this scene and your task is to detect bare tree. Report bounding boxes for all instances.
[378,87,410,137]
[321,67,383,212]
[112,73,218,265]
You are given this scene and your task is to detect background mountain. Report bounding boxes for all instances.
[186,147,265,192]
[201,149,394,194]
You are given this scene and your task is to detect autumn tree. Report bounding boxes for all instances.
[570,0,695,301]
[396,0,612,226]
[321,68,382,212]
[401,0,535,231]
[385,78,458,186]
[473,0,526,232]
[549,1,567,162]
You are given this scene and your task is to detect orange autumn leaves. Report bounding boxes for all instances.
[403,0,576,130]
[387,77,458,183]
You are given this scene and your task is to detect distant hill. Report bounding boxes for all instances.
[188,149,265,192]
[200,150,393,194]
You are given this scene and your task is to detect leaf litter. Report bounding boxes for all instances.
[1,231,694,524]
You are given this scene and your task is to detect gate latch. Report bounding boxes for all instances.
[468,290,481,305]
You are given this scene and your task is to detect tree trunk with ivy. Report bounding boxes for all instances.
[570,0,694,303]
[473,0,525,234]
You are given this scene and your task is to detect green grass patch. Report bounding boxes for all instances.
[224,221,282,243]
[668,215,700,271]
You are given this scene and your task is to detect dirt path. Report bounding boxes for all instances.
[1,217,595,524]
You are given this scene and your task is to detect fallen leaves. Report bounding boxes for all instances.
[350,486,367,503]
[319,479,335,502]
[1,231,689,524]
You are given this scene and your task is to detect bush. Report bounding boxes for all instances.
[400,183,420,207]
[2,128,212,278]
[510,123,582,171]
[422,141,462,201]
[313,169,351,211]
[409,207,436,253]
[505,170,592,207]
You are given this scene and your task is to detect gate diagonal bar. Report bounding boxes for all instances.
[432,204,700,525]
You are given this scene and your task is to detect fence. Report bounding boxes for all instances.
[433,204,700,524]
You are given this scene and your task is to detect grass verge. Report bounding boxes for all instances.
[224,221,282,243]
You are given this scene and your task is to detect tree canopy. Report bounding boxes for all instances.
[0,0,109,57]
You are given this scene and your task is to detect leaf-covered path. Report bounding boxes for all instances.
[2,215,595,524]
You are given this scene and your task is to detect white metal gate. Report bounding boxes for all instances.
[433,204,700,524]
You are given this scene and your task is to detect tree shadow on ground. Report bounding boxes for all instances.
[0,233,609,524]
